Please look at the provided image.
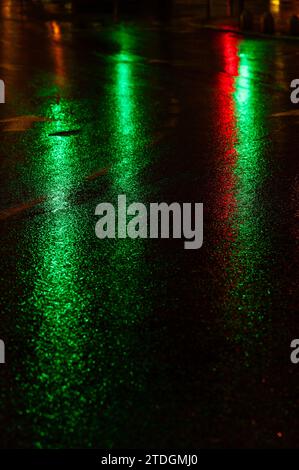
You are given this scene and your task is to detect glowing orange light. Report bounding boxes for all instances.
[51,21,62,41]
[47,22,65,86]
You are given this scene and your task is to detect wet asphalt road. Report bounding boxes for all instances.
[0,1,299,449]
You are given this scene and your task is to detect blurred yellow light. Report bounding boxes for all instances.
[270,0,280,14]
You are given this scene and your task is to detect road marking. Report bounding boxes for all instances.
[86,168,109,180]
[0,197,46,220]
[0,168,109,220]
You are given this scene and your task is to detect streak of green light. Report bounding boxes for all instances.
[229,43,272,343]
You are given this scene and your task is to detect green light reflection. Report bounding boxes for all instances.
[21,95,92,447]
[19,25,154,448]
[107,27,152,324]
[227,42,273,345]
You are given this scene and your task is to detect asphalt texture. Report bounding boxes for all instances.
[0,0,299,449]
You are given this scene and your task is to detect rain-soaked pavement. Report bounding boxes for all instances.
[0,0,299,449]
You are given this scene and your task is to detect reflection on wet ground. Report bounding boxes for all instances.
[0,0,298,449]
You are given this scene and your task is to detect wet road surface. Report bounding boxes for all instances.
[0,0,299,448]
